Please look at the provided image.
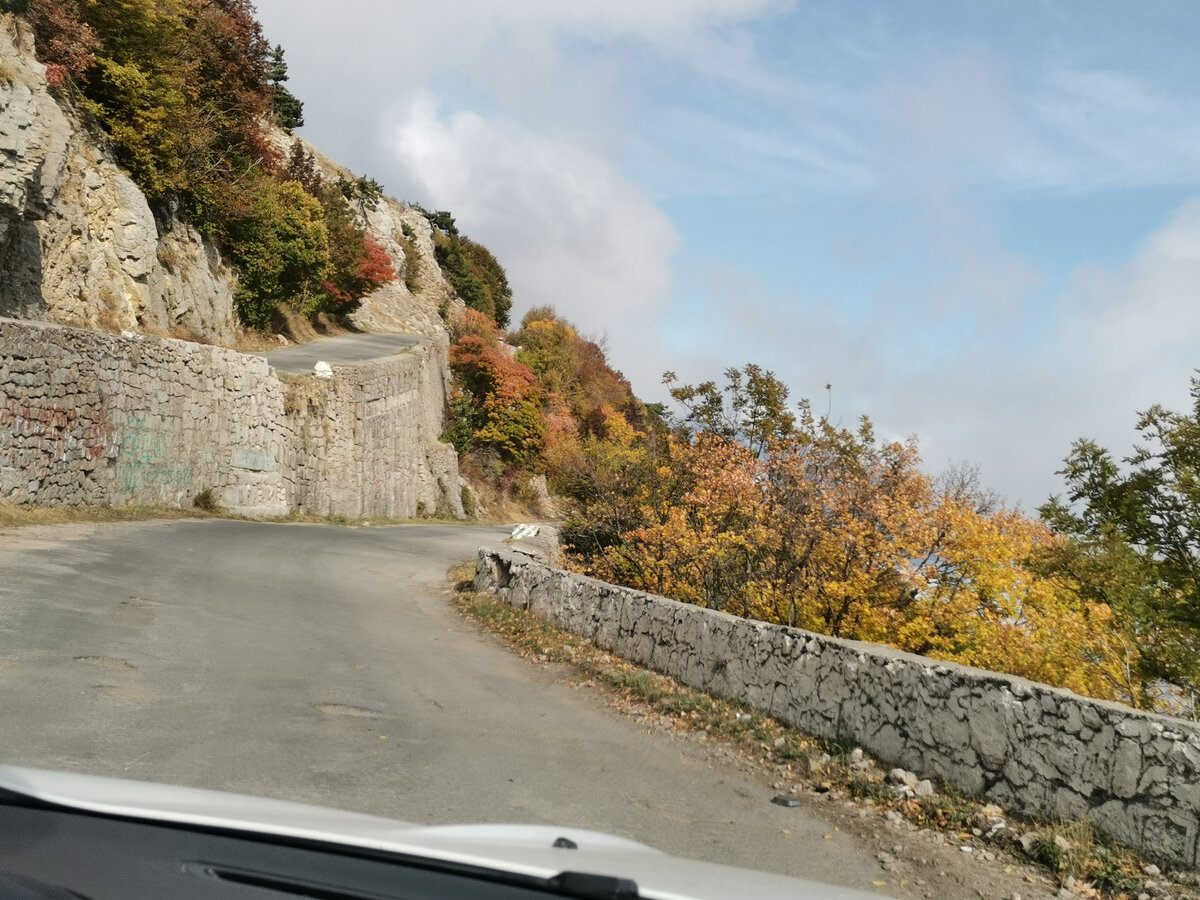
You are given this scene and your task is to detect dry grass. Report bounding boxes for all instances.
[450,570,1188,898]
[231,328,288,352]
[276,306,319,343]
[163,324,208,344]
[0,502,224,529]
[313,313,351,336]
[455,454,540,523]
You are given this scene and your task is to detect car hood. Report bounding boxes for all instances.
[0,766,888,900]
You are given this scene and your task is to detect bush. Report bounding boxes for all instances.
[427,215,511,328]
[223,177,329,329]
[192,487,220,512]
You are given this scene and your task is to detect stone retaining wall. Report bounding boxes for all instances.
[0,318,462,517]
[475,546,1200,869]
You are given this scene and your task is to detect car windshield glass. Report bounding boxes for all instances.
[1,3,1197,899]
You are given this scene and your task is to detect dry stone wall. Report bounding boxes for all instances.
[0,318,462,518]
[475,546,1200,870]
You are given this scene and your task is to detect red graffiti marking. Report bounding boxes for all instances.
[0,400,113,479]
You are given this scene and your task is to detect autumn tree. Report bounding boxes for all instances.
[665,364,797,458]
[591,433,763,609]
[1040,376,1200,698]
[751,409,934,635]
[512,307,641,438]
[561,363,1142,705]
[220,175,329,329]
[284,139,323,195]
[423,209,512,327]
[307,183,395,314]
[557,408,676,569]
[25,0,98,87]
[445,310,545,464]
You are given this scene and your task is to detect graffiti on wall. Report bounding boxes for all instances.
[114,415,192,493]
[0,401,112,480]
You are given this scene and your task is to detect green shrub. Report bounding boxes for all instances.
[427,213,511,328]
[224,177,329,329]
[192,487,220,512]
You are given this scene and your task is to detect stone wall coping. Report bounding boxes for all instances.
[479,546,1189,726]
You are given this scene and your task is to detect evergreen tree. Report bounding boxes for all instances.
[268,43,304,131]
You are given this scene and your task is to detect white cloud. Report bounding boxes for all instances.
[893,199,1200,507]
[387,97,680,381]
[662,196,1200,510]
[439,0,790,40]
[1061,198,1200,377]
[873,47,1200,194]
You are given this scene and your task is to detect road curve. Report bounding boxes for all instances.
[0,519,889,891]
[248,333,424,374]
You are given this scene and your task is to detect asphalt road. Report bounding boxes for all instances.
[250,333,423,373]
[0,519,886,889]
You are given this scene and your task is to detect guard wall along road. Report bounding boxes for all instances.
[0,318,463,518]
[475,545,1200,870]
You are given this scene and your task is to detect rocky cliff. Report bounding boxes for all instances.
[275,136,462,338]
[0,15,238,343]
[0,12,458,347]
[0,10,469,517]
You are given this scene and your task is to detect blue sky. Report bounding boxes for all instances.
[253,0,1200,508]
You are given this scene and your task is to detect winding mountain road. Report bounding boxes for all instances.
[0,520,890,888]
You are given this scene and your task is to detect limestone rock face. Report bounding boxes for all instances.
[265,131,463,339]
[349,197,462,337]
[0,13,237,344]
[0,17,461,348]
[0,16,69,321]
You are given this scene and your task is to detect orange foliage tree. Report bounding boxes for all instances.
[445,310,545,465]
[562,365,1142,705]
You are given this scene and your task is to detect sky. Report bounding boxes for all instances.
[253,0,1200,509]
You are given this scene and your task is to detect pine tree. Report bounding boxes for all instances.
[268,44,304,132]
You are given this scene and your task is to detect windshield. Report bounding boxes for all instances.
[1,3,1197,899]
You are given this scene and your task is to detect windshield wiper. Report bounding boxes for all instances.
[545,871,640,899]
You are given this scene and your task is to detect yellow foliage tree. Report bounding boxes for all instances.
[897,501,1140,701]
[612,435,767,611]
[565,368,1143,706]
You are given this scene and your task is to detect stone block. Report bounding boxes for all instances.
[231,447,276,471]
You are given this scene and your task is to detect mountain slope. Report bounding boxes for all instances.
[0,11,457,347]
